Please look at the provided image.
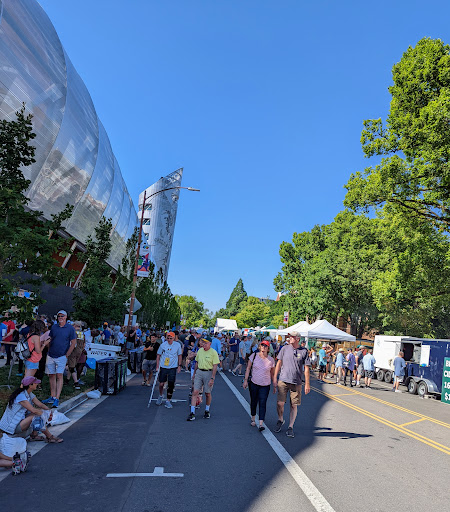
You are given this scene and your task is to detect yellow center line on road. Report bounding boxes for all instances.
[312,386,450,456]
[399,418,427,427]
[320,379,450,430]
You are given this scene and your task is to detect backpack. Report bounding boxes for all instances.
[14,335,34,361]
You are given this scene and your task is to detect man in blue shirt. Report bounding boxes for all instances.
[362,349,376,389]
[335,348,345,385]
[393,351,406,393]
[43,310,76,408]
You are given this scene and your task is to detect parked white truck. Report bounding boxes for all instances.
[373,335,450,397]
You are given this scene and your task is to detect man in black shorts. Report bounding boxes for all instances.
[142,333,159,386]
[155,332,182,408]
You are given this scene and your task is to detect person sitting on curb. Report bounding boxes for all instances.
[0,377,63,443]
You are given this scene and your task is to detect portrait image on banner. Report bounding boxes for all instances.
[137,242,150,277]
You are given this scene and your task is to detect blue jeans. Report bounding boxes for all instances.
[249,382,270,421]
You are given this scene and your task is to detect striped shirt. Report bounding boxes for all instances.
[0,390,35,434]
[250,353,275,386]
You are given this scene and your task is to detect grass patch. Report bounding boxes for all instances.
[0,363,95,417]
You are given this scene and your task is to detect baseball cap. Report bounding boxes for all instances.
[338,348,344,352]
[260,340,270,347]
[201,337,211,344]
[167,332,175,338]
[196,328,203,334]
[247,333,253,338]
[263,336,272,341]
[289,331,299,337]
[22,376,41,386]
[57,310,67,316]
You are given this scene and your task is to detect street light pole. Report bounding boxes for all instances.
[126,186,200,333]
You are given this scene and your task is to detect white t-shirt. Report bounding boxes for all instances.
[157,341,182,369]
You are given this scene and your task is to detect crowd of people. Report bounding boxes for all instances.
[1,311,408,476]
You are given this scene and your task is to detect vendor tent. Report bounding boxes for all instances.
[305,319,355,341]
[277,320,311,336]
[215,318,238,333]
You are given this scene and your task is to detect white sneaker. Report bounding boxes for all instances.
[395,389,402,393]
[156,396,164,406]
[165,400,173,408]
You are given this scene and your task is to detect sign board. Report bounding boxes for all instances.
[442,357,450,405]
[124,297,142,313]
[419,344,431,366]
[124,314,137,327]
[283,311,289,325]
[166,321,170,327]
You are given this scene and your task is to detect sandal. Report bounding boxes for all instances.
[29,434,46,442]
[46,435,63,443]
[141,381,146,386]
[250,420,256,427]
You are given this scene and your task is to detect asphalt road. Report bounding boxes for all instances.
[1,368,449,512]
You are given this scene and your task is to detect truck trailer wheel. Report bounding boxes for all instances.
[384,370,393,383]
[417,381,428,397]
[408,379,418,394]
[377,370,385,381]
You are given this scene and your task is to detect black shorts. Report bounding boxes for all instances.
[319,363,326,373]
[159,367,177,383]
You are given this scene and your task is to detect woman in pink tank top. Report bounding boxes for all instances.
[243,338,275,432]
[25,320,50,377]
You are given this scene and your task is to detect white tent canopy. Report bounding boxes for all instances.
[277,321,311,336]
[215,318,238,333]
[305,319,355,341]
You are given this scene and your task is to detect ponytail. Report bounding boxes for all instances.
[8,384,30,408]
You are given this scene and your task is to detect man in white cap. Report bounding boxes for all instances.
[42,310,76,408]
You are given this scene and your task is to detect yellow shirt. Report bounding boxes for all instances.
[195,347,220,369]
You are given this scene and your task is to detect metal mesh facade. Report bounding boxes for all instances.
[139,169,183,282]
[0,0,138,269]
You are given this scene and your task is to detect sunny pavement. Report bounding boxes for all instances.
[1,368,450,512]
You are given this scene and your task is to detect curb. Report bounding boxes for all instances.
[57,372,136,414]
[58,391,90,414]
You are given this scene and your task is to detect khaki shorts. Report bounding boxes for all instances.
[14,422,33,438]
[277,381,302,406]
[194,369,213,393]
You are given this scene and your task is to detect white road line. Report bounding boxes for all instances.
[107,467,183,478]
[149,399,187,402]
[219,373,335,512]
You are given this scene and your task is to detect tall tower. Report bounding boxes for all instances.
[138,168,183,282]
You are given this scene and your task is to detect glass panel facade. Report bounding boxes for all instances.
[0,0,138,269]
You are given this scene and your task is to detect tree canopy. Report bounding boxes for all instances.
[345,38,450,230]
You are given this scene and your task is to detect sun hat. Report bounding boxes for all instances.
[339,348,344,352]
[22,376,41,386]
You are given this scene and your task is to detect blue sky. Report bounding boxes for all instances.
[38,0,450,313]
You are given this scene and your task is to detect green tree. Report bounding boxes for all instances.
[74,217,124,326]
[225,278,248,316]
[345,38,450,230]
[234,296,270,328]
[0,105,74,321]
[175,295,206,327]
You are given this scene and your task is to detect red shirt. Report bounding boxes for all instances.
[3,320,16,342]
